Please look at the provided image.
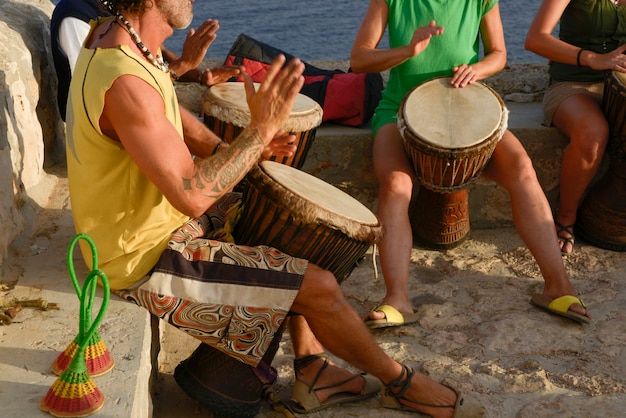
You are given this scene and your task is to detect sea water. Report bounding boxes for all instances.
[49,0,548,63]
[162,0,547,63]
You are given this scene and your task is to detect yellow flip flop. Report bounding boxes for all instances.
[530,294,590,324]
[364,304,420,329]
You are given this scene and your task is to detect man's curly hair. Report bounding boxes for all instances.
[99,0,150,16]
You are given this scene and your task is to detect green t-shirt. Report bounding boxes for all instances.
[550,0,626,82]
[372,0,498,134]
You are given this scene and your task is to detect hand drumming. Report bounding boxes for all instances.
[243,54,305,144]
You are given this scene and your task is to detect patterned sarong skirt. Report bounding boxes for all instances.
[114,193,307,367]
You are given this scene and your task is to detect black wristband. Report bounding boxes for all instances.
[577,48,585,67]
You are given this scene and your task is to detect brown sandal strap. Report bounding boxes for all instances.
[385,363,455,410]
[294,353,363,394]
[384,363,414,400]
[294,353,327,374]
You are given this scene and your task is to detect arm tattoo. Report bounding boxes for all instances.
[181,128,265,198]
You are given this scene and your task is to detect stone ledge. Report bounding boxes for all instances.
[0,176,155,418]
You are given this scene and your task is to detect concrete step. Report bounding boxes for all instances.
[0,176,156,418]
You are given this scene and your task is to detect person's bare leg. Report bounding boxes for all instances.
[291,264,463,418]
[551,95,609,254]
[482,131,590,320]
[367,123,415,321]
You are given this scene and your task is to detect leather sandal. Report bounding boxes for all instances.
[290,353,381,413]
[381,363,485,417]
[556,220,575,255]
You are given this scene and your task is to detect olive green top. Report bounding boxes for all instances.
[550,0,626,82]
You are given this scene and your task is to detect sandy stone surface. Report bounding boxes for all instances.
[153,227,626,418]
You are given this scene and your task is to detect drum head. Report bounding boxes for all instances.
[611,70,626,86]
[401,77,504,148]
[202,82,323,131]
[258,161,379,227]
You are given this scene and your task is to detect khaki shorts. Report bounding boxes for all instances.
[542,81,604,126]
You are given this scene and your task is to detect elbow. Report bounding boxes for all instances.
[523,40,532,52]
[524,35,537,53]
[171,196,212,219]
[349,51,366,74]
[185,205,208,219]
[491,50,507,72]
[349,60,362,74]
[349,62,366,74]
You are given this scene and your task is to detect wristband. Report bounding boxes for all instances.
[577,48,585,67]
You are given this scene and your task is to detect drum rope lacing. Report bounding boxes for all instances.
[372,244,379,280]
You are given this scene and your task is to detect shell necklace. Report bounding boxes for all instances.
[116,13,169,73]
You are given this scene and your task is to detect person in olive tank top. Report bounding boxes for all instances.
[526,0,626,254]
[350,0,590,335]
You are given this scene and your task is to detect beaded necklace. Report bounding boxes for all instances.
[116,13,169,73]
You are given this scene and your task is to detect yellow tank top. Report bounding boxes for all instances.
[66,20,189,289]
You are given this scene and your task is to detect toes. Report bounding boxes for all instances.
[365,310,386,321]
[570,303,590,318]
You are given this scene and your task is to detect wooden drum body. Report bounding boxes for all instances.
[202,82,323,169]
[234,161,383,284]
[577,71,626,251]
[398,77,507,249]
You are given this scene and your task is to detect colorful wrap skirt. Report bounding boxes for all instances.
[114,193,307,367]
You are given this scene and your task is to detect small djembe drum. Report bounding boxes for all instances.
[202,82,323,169]
[398,77,507,249]
[174,318,288,417]
[577,70,626,251]
[234,160,383,284]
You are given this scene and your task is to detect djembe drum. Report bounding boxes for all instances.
[234,160,383,284]
[398,77,507,249]
[577,71,626,251]
[203,82,323,169]
[174,322,286,418]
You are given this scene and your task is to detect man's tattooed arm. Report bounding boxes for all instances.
[181,127,265,200]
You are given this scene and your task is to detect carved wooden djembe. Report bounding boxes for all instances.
[398,77,507,249]
[577,71,626,251]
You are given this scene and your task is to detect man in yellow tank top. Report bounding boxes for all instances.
[65,0,485,416]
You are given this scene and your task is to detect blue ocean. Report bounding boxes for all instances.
[50,0,546,63]
[162,0,546,63]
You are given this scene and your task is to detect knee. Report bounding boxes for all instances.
[489,154,539,193]
[299,267,344,307]
[378,171,413,201]
[502,152,538,186]
[570,119,609,157]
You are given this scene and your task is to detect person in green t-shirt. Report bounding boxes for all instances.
[525,0,626,254]
[64,0,489,416]
[350,0,590,335]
